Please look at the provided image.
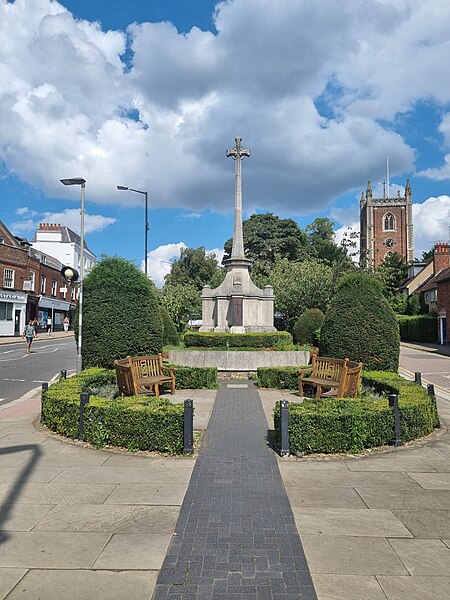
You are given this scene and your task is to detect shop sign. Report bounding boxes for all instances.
[0,290,27,303]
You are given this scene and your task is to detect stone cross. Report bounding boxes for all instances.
[226,136,251,259]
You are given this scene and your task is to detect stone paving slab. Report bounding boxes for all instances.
[105,483,188,505]
[292,508,412,537]
[0,465,65,483]
[311,574,387,600]
[279,467,423,490]
[392,509,450,538]
[356,486,450,509]
[408,472,450,489]
[0,568,28,599]
[377,575,450,600]
[387,538,450,576]
[300,535,409,575]
[0,503,53,531]
[52,465,194,484]
[285,482,367,508]
[34,504,180,533]
[345,456,436,472]
[93,533,171,570]
[0,482,116,504]
[5,569,157,600]
[0,531,110,568]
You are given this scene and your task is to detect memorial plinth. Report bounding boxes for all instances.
[200,137,275,333]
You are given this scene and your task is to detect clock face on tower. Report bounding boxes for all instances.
[385,238,396,248]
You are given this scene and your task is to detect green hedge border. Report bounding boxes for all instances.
[41,365,218,453]
[397,315,438,343]
[272,370,439,455]
[184,331,293,348]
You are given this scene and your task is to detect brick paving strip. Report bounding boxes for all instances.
[152,380,317,600]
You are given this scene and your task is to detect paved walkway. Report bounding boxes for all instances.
[0,368,450,598]
[153,381,316,600]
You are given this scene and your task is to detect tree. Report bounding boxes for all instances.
[293,308,325,345]
[76,256,163,368]
[268,258,334,330]
[305,217,355,278]
[160,304,179,346]
[223,213,307,279]
[375,252,408,296]
[320,271,400,371]
[159,283,201,331]
[163,247,224,291]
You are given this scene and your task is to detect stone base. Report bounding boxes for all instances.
[168,349,310,371]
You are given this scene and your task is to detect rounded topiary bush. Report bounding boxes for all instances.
[75,256,163,368]
[160,305,179,346]
[293,308,324,345]
[319,272,400,371]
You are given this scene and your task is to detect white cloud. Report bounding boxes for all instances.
[11,207,116,235]
[412,196,450,257]
[145,242,186,287]
[144,242,225,287]
[15,206,38,216]
[1,0,450,214]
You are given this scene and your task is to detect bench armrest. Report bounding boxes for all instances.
[162,366,175,376]
[298,367,312,380]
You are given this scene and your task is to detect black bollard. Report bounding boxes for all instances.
[389,393,401,447]
[414,372,422,386]
[280,400,290,457]
[183,399,194,454]
[41,382,48,392]
[427,383,440,428]
[78,392,90,442]
[60,370,67,380]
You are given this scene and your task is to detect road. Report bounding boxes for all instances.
[0,337,76,404]
[399,344,450,400]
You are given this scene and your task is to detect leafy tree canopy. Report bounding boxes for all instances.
[159,283,201,332]
[223,213,307,264]
[305,217,355,277]
[164,246,224,291]
[268,258,334,329]
[375,252,408,296]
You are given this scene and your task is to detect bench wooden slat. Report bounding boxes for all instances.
[299,356,363,399]
[114,354,176,397]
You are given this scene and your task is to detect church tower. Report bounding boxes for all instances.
[359,179,414,268]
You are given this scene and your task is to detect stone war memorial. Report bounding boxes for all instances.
[200,136,276,333]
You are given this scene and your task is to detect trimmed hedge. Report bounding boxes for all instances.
[320,272,400,371]
[184,331,292,348]
[169,365,218,389]
[257,366,305,390]
[397,315,438,342]
[161,305,179,346]
[293,308,324,345]
[41,369,184,453]
[273,370,439,455]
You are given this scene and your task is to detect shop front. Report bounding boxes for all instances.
[38,297,74,332]
[0,289,28,337]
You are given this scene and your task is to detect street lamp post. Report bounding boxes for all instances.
[117,186,149,276]
[60,177,86,373]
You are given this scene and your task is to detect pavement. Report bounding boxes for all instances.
[0,353,449,598]
[0,331,74,346]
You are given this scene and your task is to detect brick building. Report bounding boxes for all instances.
[436,267,450,345]
[360,180,414,268]
[0,220,77,336]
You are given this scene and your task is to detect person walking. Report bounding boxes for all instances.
[32,317,39,338]
[46,315,52,336]
[22,319,36,354]
[63,315,70,332]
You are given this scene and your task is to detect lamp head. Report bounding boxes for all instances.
[117,185,128,190]
[60,178,86,186]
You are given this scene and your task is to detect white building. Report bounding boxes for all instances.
[32,223,96,275]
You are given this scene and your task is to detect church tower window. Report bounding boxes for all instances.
[384,213,395,231]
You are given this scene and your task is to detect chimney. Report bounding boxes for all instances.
[433,242,450,274]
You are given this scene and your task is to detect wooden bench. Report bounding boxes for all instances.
[114,354,176,397]
[299,355,363,399]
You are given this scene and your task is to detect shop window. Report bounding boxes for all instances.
[384,213,395,231]
[51,280,57,296]
[0,302,13,320]
[41,276,46,294]
[3,269,14,289]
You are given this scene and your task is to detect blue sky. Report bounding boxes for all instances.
[1,0,450,286]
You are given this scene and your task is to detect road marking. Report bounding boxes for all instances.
[3,378,26,382]
[0,399,5,402]
[0,350,15,355]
